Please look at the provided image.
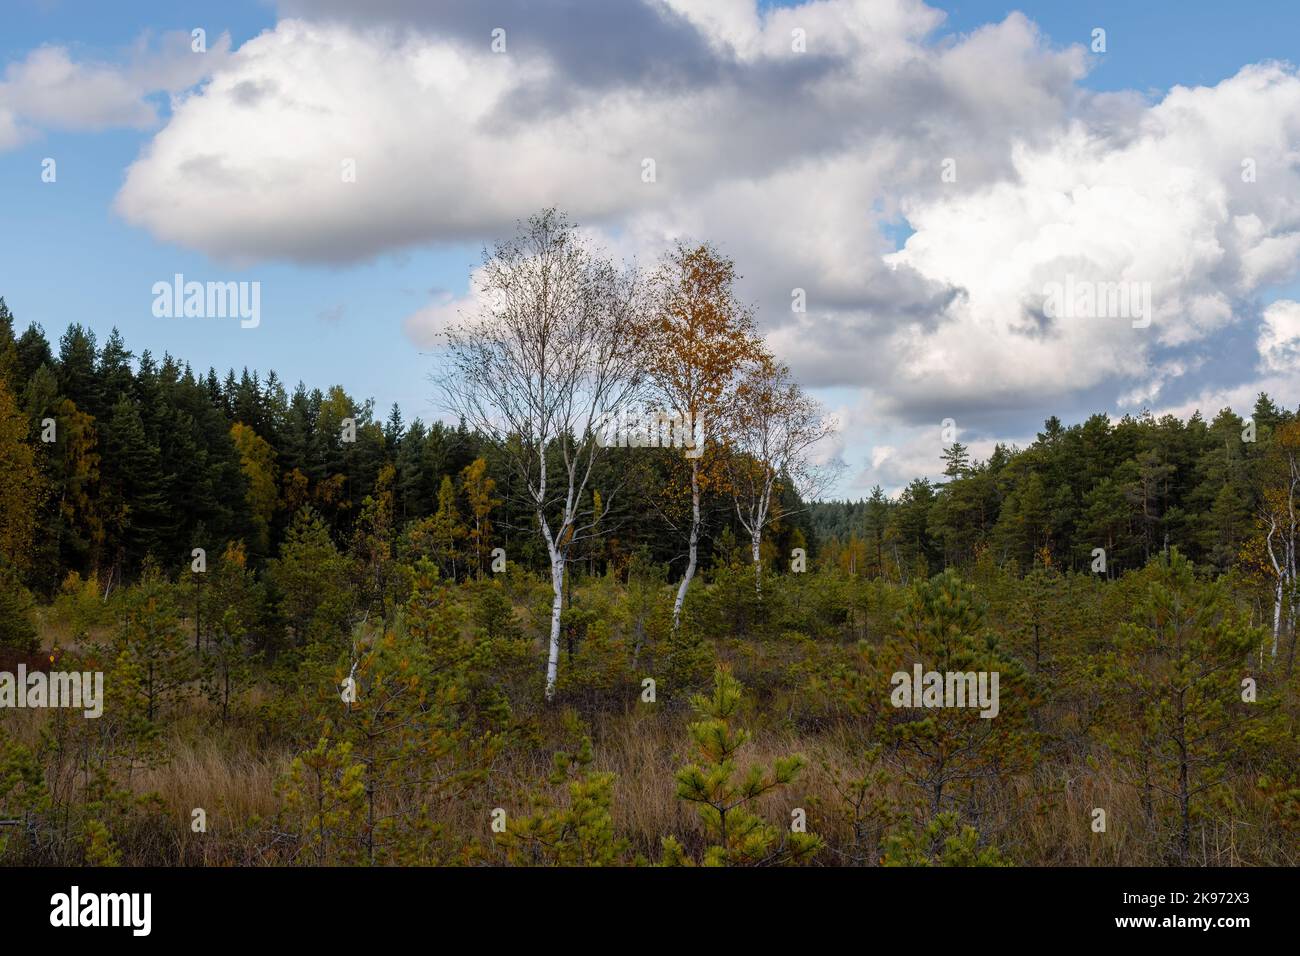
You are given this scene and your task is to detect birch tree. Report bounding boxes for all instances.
[724,357,838,595]
[1258,421,1300,663]
[440,210,645,699]
[643,242,762,629]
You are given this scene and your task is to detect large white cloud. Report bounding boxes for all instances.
[82,0,1300,491]
[874,63,1300,416]
[114,4,1087,263]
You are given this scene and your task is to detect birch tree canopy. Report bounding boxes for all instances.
[439,209,646,698]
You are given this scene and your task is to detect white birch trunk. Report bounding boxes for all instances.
[672,460,700,629]
[1267,515,1284,660]
[1273,577,1283,659]
[545,546,564,700]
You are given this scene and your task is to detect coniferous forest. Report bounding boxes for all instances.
[1,212,1298,868]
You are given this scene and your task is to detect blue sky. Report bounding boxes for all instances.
[934,0,1300,91]
[2,0,1298,494]
[1,0,480,424]
[1,141,478,425]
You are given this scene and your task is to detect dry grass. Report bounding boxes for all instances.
[4,624,1294,867]
[7,697,1292,866]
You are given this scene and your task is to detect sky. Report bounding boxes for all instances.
[1,0,1298,498]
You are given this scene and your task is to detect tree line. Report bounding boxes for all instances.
[811,397,1300,668]
[0,210,1297,867]
[2,212,1300,680]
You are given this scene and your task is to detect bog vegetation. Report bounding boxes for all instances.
[0,212,1297,866]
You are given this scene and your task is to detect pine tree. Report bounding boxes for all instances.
[1104,549,1269,863]
[1081,477,1130,577]
[279,583,505,864]
[276,735,367,865]
[108,570,196,722]
[199,542,262,721]
[666,666,821,865]
[269,509,355,650]
[886,570,1037,820]
[0,726,49,863]
[881,812,1008,866]
[14,323,54,393]
[394,418,430,522]
[350,463,398,611]
[472,583,520,641]
[0,579,38,651]
[863,484,890,578]
[624,548,667,670]
[498,726,628,866]
[886,478,937,580]
[941,442,971,479]
[0,298,19,392]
